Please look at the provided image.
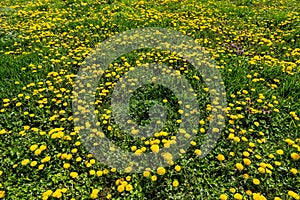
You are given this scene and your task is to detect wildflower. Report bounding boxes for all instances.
[244,173,249,179]
[268,154,275,159]
[243,158,251,166]
[243,151,250,157]
[38,164,44,170]
[117,185,124,193]
[34,149,42,155]
[291,153,299,160]
[52,189,62,198]
[75,141,81,146]
[172,180,179,187]
[30,144,38,151]
[134,149,143,156]
[253,193,266,200]
[253,178,260,185]
[96,171,103,177]
[126,184,133,191]
[63,163,70,169]
[40,145,47,151]
[89,170,96,175]
[236,163,244,171]
[229,188,236,193]
[246,190,252,195]
[249,142,255,147]
[71,148,78,154]
[157,167,166,175]
[90,189,99,199]
[234,193,243,199]
[290,168,298,175]
[200,128,205,133]
[194,149,202,155]
[0,191,5,198]
[143,170,150,177]
[285,138,295,145]
[30,161,37,167]
[70,172,78,179]
[175,165,181,172]
[43,190,53,198]
[258,167,265,173]
[233,137,240,142]
[151,175,157,181]
[276,149,284,155]
[288,191,300,199]
[131,146,137,151]
[220,194,227,200]
[274,161,281,166]
[76,157,82,162]
[217,154,225,161]
[21,159,30,166]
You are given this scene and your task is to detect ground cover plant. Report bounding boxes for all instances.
[0,0,299,199]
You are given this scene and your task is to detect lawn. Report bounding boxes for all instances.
[0,0,299,199]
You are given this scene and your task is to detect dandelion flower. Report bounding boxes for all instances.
[172,180,179,187]
[220,194,227,200]
[253,178,260,185]
[236,163,244,171]
[157,167,166,175]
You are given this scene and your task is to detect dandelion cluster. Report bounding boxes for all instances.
[0,0,299,199]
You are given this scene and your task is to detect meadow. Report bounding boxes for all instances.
[0,0,299,199]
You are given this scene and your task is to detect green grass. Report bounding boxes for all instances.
[0,0,299,199]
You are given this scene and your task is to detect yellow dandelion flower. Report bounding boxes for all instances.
[90,189,99,199]
[157,167,166,175]
[243,158,251,166]
[30,144,38,151]
[236,163,244,171]
[30,161,37,167]
[217,154,225,161]
[34,149,42,155]
[70,172,78,179]
[276,149,284,155]
[233,193,243,200]
[21,159,30,166]
[290,168,298,175]
[0,190,5,198]
[63,163,70,169]
[291,153,299,160]
[117,185,124,193]
[194,149,202,155]
[172,179,179,187]
[229,188,236,193]
[151,175,157,181]
[125,184,133,191]
[175,165,181,172]
[96,171,103,177]
[253,178,260,185]
[143,171,150,177]
[220,194,227,200]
